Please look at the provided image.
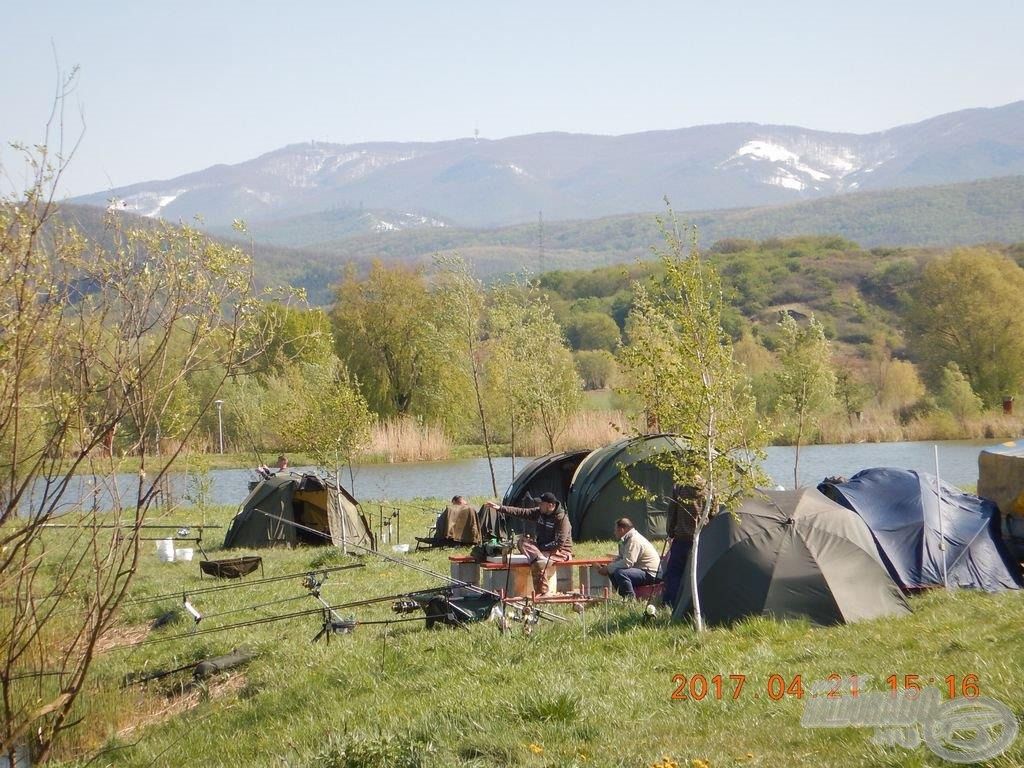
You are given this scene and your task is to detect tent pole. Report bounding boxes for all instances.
[934,444,948,590]
[336,450,348,555]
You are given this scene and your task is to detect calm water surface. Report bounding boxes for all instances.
[38,439,1001,512]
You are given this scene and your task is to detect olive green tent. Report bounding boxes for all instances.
[223,473,375,550]
[672,488,910,626]
[567,434,688,541]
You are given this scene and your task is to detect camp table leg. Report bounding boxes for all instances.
[580,564,592,596]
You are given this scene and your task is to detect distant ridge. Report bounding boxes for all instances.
[70,101,1024,231]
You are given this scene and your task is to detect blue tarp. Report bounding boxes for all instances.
[818,467,1022,592]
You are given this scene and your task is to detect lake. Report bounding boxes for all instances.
[32,438,1003,513]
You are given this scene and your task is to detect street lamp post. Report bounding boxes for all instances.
[214,399,224,454]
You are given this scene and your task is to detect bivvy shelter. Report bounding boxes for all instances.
[819,468,1022,592]
[224,473,376,551]
[501,449,590,536]
[567,434,686,542]
[978,439,1024,559]
[672,488,911,626]
[416,503,482,550]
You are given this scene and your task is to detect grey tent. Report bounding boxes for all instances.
[502,449,590,537]
[223,473,375,550]
[672,488,910,626]
[568,434,687,541]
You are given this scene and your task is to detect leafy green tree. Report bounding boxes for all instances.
[618,214,770,631]
[575,350,617,390]
[937,362,983,427]
[773,314,837,488]
[565,311,621,351]
[907,248,1024,406]
[331,262,456,424]
[433,256,497,495]
[488,281,583,455]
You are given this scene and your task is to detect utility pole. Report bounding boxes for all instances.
[215,399,224,454]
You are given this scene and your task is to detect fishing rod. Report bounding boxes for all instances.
[39,523,222,530]
[126,562,365,606]
[255,509,566,623]
[111,600,445,649]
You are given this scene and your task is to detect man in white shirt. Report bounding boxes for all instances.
[598,517,661,599]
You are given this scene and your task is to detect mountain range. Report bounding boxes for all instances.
[71,100,1024,239]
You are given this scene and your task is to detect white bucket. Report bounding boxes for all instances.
[175,548,194,562]
[391,543,410,554]
[156,539,175,563]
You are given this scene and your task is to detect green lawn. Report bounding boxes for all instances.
[43,499,1024,768]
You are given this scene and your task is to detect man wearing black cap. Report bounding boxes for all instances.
[483,492,572,595]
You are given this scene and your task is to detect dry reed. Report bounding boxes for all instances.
[359,417,453,462]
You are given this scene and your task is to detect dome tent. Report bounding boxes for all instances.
[567,434,687,542]
[502,449,590,536]
[819,467,1021,592]
[672,488,911,626]
[224,473,375,551]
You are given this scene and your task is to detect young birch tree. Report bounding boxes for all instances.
[488,280,582,456]
[619,215,769,631]
[0,151,274,761]
[773,313,836,489]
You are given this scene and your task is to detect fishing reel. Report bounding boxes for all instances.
[302,572,326,596]
[392,598,420,614]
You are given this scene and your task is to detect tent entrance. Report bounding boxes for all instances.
[293,489,331,544]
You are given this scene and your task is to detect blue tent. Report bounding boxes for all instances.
[818,468,1022,592]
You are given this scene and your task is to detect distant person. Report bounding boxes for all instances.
[598,518,661,599]
[257,454,289,479]
[483,492,572,596]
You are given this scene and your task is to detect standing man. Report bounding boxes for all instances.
[662,480,708,608]
[483,492,572,596]
[598,518,661,599]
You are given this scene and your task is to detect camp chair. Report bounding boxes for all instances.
[415,503,482,551]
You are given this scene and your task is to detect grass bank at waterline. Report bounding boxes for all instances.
[39,501,1024,768]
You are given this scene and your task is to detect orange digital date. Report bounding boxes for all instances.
[670,673,805,701]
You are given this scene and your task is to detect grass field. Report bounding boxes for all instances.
[34,498,1024,768]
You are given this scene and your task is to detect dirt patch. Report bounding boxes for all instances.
[95,622,150,653]
[117,673,247,739]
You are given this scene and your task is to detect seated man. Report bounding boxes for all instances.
[599,517,661,599]
[420,495,480,548]
[483,492,572,596]
[257,454,289,479]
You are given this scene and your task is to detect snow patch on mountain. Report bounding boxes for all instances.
[365,211,449,233]
[266,146,420,188]
[108,190,186,218]
[718,137,877,193]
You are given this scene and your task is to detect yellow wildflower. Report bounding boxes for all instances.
[528,742,544,755]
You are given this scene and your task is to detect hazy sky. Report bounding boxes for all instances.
[4,1,1022,198]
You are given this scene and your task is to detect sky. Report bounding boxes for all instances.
[3,1,1023,198]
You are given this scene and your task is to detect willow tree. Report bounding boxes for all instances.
[619,214,769,631]
[331,261,463,428]
[0,143,273,761]
[774,313,836,489]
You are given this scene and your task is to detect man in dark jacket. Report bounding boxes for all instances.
[483,492,572,595]
[662,481,705,608]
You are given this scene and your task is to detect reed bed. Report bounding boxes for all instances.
[360,417,453,462]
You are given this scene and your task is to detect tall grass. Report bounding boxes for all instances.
[518,409,632,455]
[805,409,1024,445]
[360,417,453,462]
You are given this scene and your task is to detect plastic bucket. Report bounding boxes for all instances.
[156,539,175,563]
[391,543,410,554]
[175,548,194,562]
